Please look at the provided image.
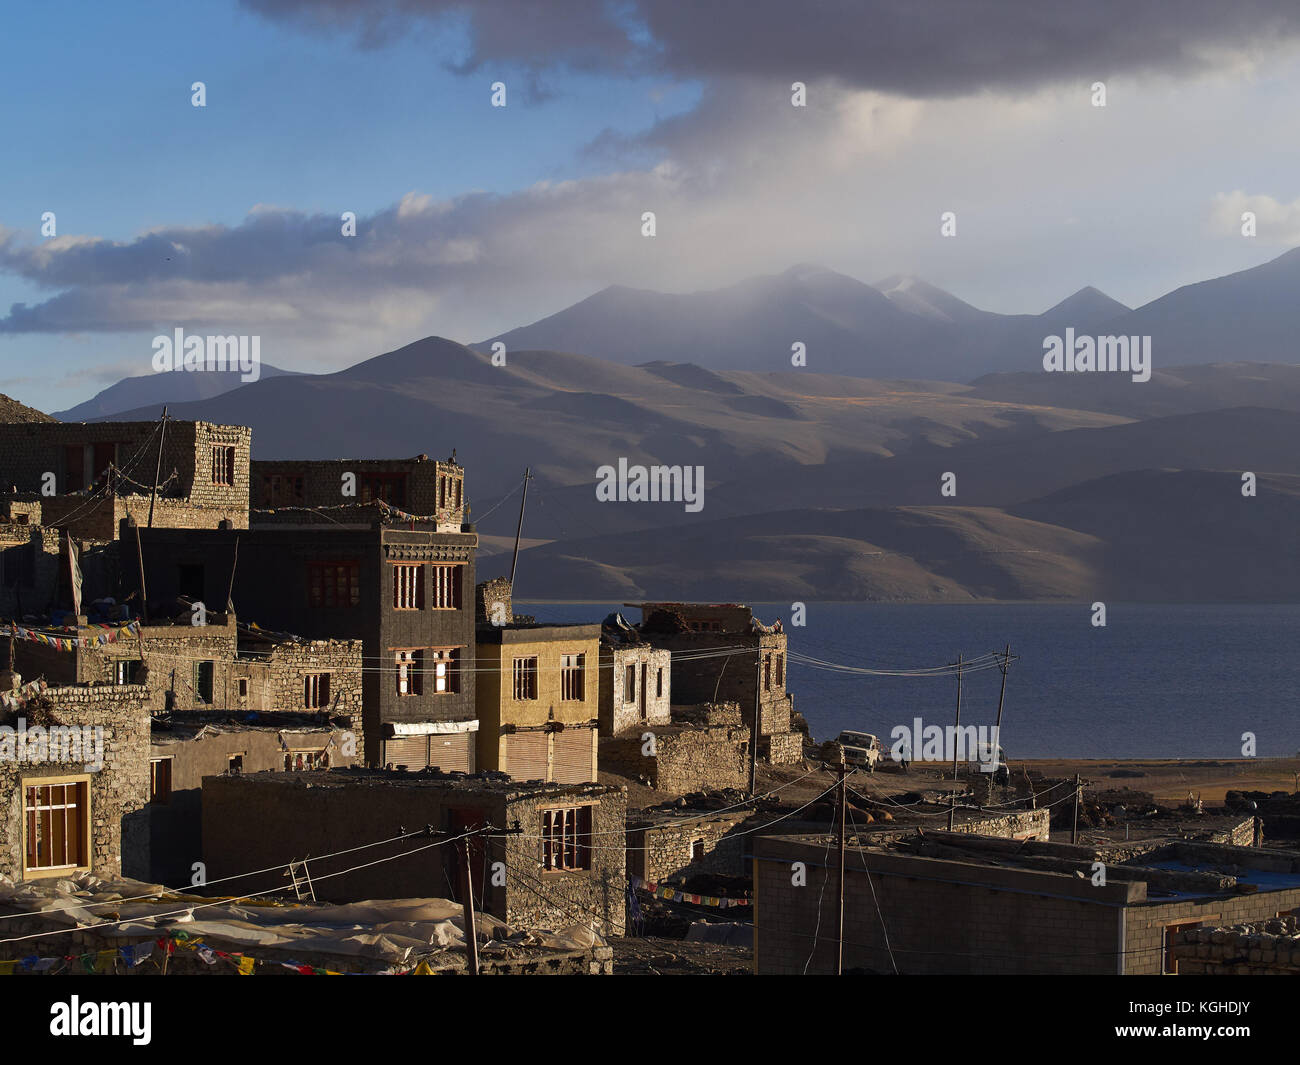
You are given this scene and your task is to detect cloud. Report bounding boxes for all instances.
[244,0,1300,97]
[1211,190,1300,244]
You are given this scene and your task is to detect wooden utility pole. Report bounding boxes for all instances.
[992,644,1016,773]
[147,407,168,528]
[1071,774,1082,844]
[461,835,480,975]
[509,467,532,588]
[837,761,847,976]
[749,648,761,795]
[948,652,963,830]
[133,522,149,624]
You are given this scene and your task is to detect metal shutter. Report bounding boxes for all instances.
[552,727,594,784]
[384,736,429,769]
[507,731,549,782]
[427,732,473,773]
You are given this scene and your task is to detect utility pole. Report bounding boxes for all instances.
[147,407,168,528]
[134,522,149,624]
[509,467,532,589]
[948,652,963,830]
[461,834,480,975]
[1071,774,1082,844]
[837,761,847,976]
[749,648,761,796]
[992,644,1017,774]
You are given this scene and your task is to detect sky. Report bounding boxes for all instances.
[3,0,1300,412]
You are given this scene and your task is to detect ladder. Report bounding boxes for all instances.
[286,860,316,901]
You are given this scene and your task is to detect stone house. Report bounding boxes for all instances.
[475,622,601,783]
[637,602,802,764]
[252,455,465,528]
[201,769,627,935]
[598,631,671,737]
[0,681,151,883]
[754,833,1300,975]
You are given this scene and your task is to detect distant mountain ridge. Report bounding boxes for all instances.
[481,249,1298,381]
[53,362,300,421]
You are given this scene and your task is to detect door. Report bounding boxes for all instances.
[639,663,648,720]
[446,806,489,906]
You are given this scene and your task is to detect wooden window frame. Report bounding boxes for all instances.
[23,776,91,878]
[430,564,463,610]
[561,653,585,702]
[542,805,594,873]
[397,650,424,696]
[150,757,173,805]
[211,445,236,486]
[512,656,539,701]
[304,672,331,709]
[392,563,424,610]
[308,560,361,609]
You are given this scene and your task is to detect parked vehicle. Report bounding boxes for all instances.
[836,730,883,771]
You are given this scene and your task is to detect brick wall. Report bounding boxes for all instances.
[0,684,150,882]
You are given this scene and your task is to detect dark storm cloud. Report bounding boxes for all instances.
[244,0,1300,96]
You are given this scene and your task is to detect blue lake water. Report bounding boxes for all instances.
[520,602,1300,759]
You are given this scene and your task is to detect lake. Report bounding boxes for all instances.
[519,602,1300,759]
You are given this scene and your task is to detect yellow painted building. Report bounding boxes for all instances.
[475,623,601,783]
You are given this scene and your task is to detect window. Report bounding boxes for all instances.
[691,838,705,862]
[428,649,460,694]
[211,445,235,486]
[656,667,663,699]
[775,653,784,687]
[285,749,330,771]
[113,659,142,685]
[763,653,772,691]
[228,754,244,775]
[393,564,424,610]
[304,672,330,709]
[238,678,249,698]
[361,473,407,507]
[150,758,172,804]
[24,780,90,873]
[194,661,214,704]
[561,653,585,701]
[1163,920,1203,974]
[261,473,304,507]
[542,805,593,872]
[397,650,424,696]
[431,565,462,609]
[308,561,360,608]
[624,663,636,704]
[513,656,538,701]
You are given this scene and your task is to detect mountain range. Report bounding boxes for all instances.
[15,248,1300,602]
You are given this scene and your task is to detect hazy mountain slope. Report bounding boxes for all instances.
[53,363,300,421]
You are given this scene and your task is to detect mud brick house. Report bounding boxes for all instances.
[148,710,362,885]
[252,455,464,526]
[202,769,627,935]
[598,615,671,737]
[126,513,478,769]
[637,602,802,765]
[753,832,1300,975]
[476,621,601,783]
[0,679,150,883]
[0,419,251,537]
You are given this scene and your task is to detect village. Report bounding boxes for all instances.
[1,414,1299,977]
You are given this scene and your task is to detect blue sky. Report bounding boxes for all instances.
[3,0,1300,412]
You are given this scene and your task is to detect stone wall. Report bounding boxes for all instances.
[628,811,750,882]
[252,457,463,526]
[600,723,750,793]
[598,644,671,736]
[1173,917,1300,974]
[0,684,150,882]
[0,525,61,619]
[201,772,627,936]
